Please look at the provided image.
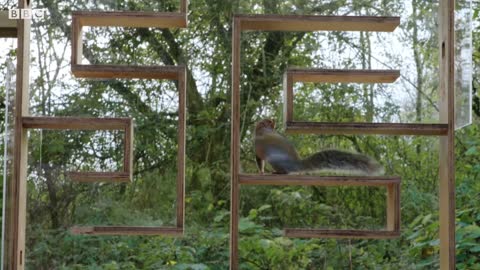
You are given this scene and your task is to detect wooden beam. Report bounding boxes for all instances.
[72,11,187,28]
[71,17,82,65]
[70,226,184,236]
[239,174,400,187]
[5,0,30,268]
[124,119,134,181]
[283,73,294,124]
[22,116,131,130]
[236,14,400,32]
[286,69,400,83]
[66,172,130,182]
[230,17,241,270]
[285,122,449,136]
[439,0,456,269]
[71,64,185,80]
[386,183,401,231]
[0,10,17,38]
[284,229,400,239]
[176,67,186,229]
[180,0,188,14]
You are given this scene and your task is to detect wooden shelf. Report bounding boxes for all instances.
[0,10,17,38]
[66,172,130,182]
[286,69,400,83]
[285,122,449,136]
[239,174,400,187]
[23,116,134,182]
[284,228,400,239]
[71,64,185,80]
[70,226,184,236]
[72,11,187,28]
[235,14,400,32]
[22,116,131,130]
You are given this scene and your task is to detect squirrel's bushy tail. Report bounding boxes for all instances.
[300,149,384,176]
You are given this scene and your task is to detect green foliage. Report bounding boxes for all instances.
[1,0,479,268]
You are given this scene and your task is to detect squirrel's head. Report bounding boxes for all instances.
[255,119,275,133]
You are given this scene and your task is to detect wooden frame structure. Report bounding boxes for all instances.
[3,0,188,268]
[67,63,186,236]
[67,1,187,236]
[283,68,449,136]
[22,116,133,182]
[0,10,17,38]
[231,2,456,268]
[240,174,400,239]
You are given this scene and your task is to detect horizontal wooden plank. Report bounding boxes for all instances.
[0,28,17,38]
[239,174,400,186]
[71,64,185,80]
[236,14,399,32]
[70,226,184,236]
[286,69,400,83]
[22,116,131,130]
[284,228,400,239]
[67,172,130,183]
[72,11,187,28]
[285,122,449,136]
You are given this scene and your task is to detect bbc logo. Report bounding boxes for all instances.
[8,9,48,20]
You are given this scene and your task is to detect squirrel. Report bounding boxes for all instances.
[254,119,384,175]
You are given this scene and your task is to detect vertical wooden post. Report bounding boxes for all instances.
[71,17,82,66]
[4,0,30,269]
[283,73,293,126]
[180,0,188,14]
[176,69,186,229]
[439,0,455,269]
[386,183,400,231]
[230,17,241,270]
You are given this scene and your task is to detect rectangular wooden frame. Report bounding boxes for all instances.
[231,14,401,269]
[65,66,187,236]
[67,2,188,236]
[22,116,133,182]
[283,68,449,136]
[71,0,188,67]
[240,174,401,238]
[231,6,456,269]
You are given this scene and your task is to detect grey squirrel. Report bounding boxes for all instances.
[254,119,384,175]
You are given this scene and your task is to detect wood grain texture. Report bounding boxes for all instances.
[176,68,186,229]
[71,17,82,65]
[438,0,456,269]
[5,1,31,269]
[10,2,30,268]
[22,116,131,130]
[386,183,401,231]
[123,119,134,180]
[180,0,188,14]
[286,69,400,83]
[236,14,400,32]
[239,174,400,187]
[70,226,184,236]
[66,172,130,182]
[284,229,400,239]
[230,18,241,270]
[283,73,293,124]
[71,64,185,79]
[285,122,448,136]
[72,11,187,28]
